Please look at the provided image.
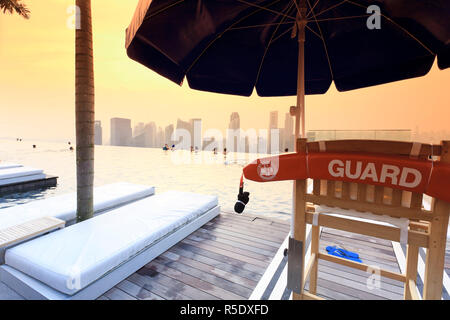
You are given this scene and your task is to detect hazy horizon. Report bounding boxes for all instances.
[1,0,449,144]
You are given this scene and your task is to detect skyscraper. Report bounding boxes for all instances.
[165,124,174,145]
[94,121,102,145]
[228,112,240,152]
[229,112,240,130]
[143,122,157,147]
[176,118,192,149]
[132,122,146,147]
[190,118,202,150]
[268,111,278,153]
[133,122,145,137]
[284,112,294,151]
[110,118,132,146]
[156,126,164,148]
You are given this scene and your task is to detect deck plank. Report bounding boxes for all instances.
[206,217,288,239]
[160,251,258,289]
[130,271,212,300]
[167,246,262,282]
[155,255,252,298]
[116,280,164,300]
[200,224,282,249]
[144,261,245,300]
[196,227,279,253]
[177,241,266,275]
[190,229,275,257]
[182,238,269,269]
[103,288,137,300]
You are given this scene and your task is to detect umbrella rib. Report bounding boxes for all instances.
[345,0,435,55]
[305,24,322,40]
[229,21,292,30]
[306,0,321,18]
[291,0,302,16]
[144,0,186,21]
[308,0,347,19]
[253,2,297,88]
[185,0,283,75]
[271,22,322,44]
[314,14,369,22]
[271,25,295,43]
[235,0,296,20]
[306,0,335,80]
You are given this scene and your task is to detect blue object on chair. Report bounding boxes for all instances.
[326,246,362,263]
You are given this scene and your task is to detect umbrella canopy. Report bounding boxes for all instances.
[126,0,449,98]
[125,1,450,300]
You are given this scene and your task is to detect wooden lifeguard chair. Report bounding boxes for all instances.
[290,139,450,300]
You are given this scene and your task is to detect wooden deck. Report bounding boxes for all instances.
[0,211,448,300]
[101,212,450,301]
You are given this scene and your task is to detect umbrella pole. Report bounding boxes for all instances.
[291,4,307,301]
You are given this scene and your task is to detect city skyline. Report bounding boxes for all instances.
[106,110,296,153]
[103,110,435,153]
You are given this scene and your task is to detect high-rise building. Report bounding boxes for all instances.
[94,121,102,145]
[133,122,145,137]
[229,112,240,130]
[202,136,215,151]
[268,111,278,153]
[156,126,164,148]
[176,118,192,149]
[284,112,294,151]
[110,118,132,146]
[143,122,157,147]
[278,128,285,152]
[132,122,146,147]
[228,112,240,152]
[190,118,202,150]
[133,132,146,147]
[165,124,174,145]
[258,135,267,154]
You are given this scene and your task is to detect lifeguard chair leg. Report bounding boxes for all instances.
[291,178,307,300]
[403,243,419,299]
[288,139,308,300]
[423,200,449,300]
[424,141,450,300]
[309,225,320,295]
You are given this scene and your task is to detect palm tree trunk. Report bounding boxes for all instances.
[75,0,94,222]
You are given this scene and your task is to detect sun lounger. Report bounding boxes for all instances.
[0,182,155,230]
[0,163,23,170]
[0,167,46,186]
[0,191,219,300]
[0,182,155,264]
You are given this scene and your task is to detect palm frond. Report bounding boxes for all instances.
[0,0,30,19]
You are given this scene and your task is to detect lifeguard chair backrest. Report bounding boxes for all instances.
[304,140,443,214]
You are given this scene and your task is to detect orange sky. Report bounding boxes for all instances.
[0,0,449,143]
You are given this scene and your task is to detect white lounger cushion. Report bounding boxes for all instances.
[0,167,43,180]
[0,182,155,229]
[0,163,23,170]
[5,191,218,295]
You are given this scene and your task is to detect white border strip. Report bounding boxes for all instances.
[250,225,315,300]
[249,235,289,300]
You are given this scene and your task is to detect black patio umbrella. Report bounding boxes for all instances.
[126,0,450,139]
[125,0,449,299]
